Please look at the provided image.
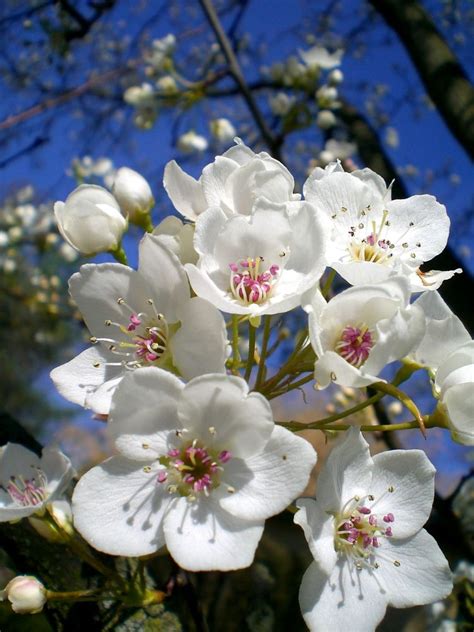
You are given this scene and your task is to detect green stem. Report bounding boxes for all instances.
[46,588,107,603]
[255,315,272,388]
[110,244,128,265]
[260,329,309,393]
[371,382,426,436]
[244,322,257,382]
[321,268,336,298]
[267,373,314,400]
[231,315,241,375]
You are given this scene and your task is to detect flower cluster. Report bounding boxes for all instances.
[6,140,471,628]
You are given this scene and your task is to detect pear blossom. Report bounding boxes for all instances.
[328,68,344,85]
[177,131,208,154]
[185,197,327,319]
[299,45,343,69]
[303,162,461,290]
[153,216,198,264]
[306,277,425,388]
[316,110,337,130]
[124,83,155,107]
[0,444,74,522]
[269,92,296,116]
[112,167,154,223]
[411,291,470,370]
[50,235,227,415]
[54,184,128,256]
[210,118,236,143]
[1,576,47,614]
[72,370,316,570]
[434,341,474,446]
[163,138,299,221]
[295,429,453,632]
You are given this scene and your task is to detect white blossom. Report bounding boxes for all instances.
[54,185,127,255]
[1,576,47,614]
[316,110,337,129]
[152,216,198,264]
[0,444,74,522]
[303,162,461,290]
[269,92,296,116]
[163,138,299,221]
[177,131,208,154]
[299,45,343,69]
[185,197,327,319]
[295,428,453,632]
[72,370,316,570]
[112,167,154,223]
[305,277,425,388]
[210,118,236,143]
[51,235,228,415]
[123,83,155,107]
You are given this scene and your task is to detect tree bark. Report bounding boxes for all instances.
[370,0,474,161]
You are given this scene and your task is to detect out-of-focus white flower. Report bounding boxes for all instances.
[124,83,155,107]
[316,85,338,106]
[72,370,316,570]
[269,92,296,116]
[51,235,228,415]
[153,216,198,264]
[299,45,343,69]
[186,197,327,321]
[2,259,16,273]
[156,75,178,95]
[323,139,356,162]
[316,110,337,130]
[54,184,127,256]
[435,341,474,446]
[0,444,74,522]
[303,162,461,291]
[145,34,175,71]
[295,428,452,632]
[112,167,154,224]
[164,138,299,221]
[328,68,344,85]
[210,118,236,143]
[1,576,47,614]
[177,130,208,154]
[8,226,22,242]
[0,231,9,247]
[385,127,399,148]
[306,277,425,388]
[59,242,79,262]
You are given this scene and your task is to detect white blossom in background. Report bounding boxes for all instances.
[303,162,461,290]
[72,370,316,570]
[145,34,176,72]
[1,576,47,614]
[163,138,299,221]
[177,130,208,154]
[315,84,338,108]
[435,341,474,446]
[210,118,236,143]
[0,444,74,522]
[185,197,327,320]
[123,82,155,107]
[112,167,154,223]
[54,185,127,256]
[269,92,296,116]
[411,291,470,370]
[328,68,344,85]
[316,110,337,130]
[156,76,178,95]
[305,277,425,388]
[295,429,452,632]
[51,235,228,415]
[153,216,198,265]
[319,139,356,164]
[299,45,343,69]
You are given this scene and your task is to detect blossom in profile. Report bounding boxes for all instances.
[72,370,316,571]
[50,235,227,415]
[112,167,154,224]
[54,185,127,256]
[185,197,327,320]
[0,444,74,522]
[1,576,47,614]
[303,163,461,291]
[294,429,453,632]
[305,277,425,388]
[163,138,299,221]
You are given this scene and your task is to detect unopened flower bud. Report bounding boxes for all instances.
[2,576,47,614]
[54,184,127,256]
[112,167,154,224]
[177,130,208,153]
[210,118,236,143]
[316,110,337,129]
[328,69,344,85]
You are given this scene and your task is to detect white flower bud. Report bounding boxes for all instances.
[112,167,154,223]
[328,68,344,85]
[54,185,127,256]
[177,131,208,153]
[3,576,47,614]
[156,76,178,95]
[210,118,236,142]
[316,109,337,129]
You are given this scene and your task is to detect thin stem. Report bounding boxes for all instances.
[260,330,309,393]
[46,588,107,603]
[267,373,314,400]
[110,244,128,265]
[231,315,241,375]
[371,381,426,436]
[198,0,280,157]
[255,315,271,388]
[244,322,256,382]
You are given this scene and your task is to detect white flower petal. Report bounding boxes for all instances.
[408,267,462,292]
[219,425,316,521]
[41,447,75,499]
[177,375,274,459]
[170,297,228,379]
[72,456,169,556]
[381,530,453,608]
[201,156,240,213]
[185,263,250,315]
[444,384,474,445]
[163,497,264,571]
[294,499,337,576]
[369,449,435,538]
[109,368,183,461]
[314,350,381,389]
[85,376,123,416]
[163,160,207,220]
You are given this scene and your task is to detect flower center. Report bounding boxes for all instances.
[91,297,169,370]
[335,323,375,367]
[347,211,394,264]
[157,438,232,501]
[229,257,279,305]
[334,490,398,571]
[3,470,48,507]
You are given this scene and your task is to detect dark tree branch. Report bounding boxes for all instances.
[370,0,474,161]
